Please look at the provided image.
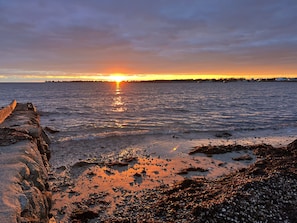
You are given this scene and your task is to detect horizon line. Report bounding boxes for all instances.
[1,76,297,84]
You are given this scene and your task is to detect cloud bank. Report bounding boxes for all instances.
[0,0,297,81]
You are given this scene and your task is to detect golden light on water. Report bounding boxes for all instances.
[111,79,126,114]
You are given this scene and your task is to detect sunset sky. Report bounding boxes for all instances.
[0,0,297,82]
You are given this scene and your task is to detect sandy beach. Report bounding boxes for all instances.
[48,132,297,222]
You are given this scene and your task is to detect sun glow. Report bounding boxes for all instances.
[109,75,126,83]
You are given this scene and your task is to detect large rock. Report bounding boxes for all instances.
[287,139,297,152]
[0,102,51,222]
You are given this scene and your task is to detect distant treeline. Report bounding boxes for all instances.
[45,77,297,83]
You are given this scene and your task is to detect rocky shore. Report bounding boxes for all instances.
[50,140,297,222]
[128,143,297,223]
[0,102,52,222]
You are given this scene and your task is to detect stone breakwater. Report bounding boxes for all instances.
[0,102,51,223]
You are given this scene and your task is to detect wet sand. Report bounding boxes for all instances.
[48,133,297,222]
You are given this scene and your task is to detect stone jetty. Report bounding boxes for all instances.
[0,101,52,223]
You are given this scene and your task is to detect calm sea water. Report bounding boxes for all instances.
[1,81,297,163]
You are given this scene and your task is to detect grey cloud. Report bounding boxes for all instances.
[0,0,296,76]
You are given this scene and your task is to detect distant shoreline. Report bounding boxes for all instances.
[1,77,297,84]
[44,77,297,83]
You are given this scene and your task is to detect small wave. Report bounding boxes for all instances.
[163,107,191,113]
[57,129,151,143]
[38,110,53,116]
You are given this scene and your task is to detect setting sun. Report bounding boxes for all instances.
[109,74,126,83]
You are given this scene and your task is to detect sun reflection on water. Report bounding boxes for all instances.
[112,82,126,113]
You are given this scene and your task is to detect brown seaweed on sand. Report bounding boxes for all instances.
[189,143,273,155]
[177,166,208,175]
